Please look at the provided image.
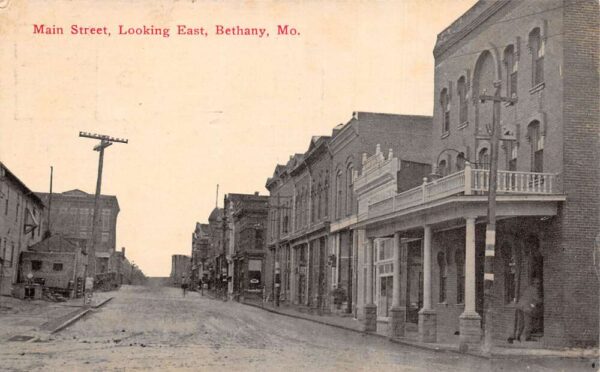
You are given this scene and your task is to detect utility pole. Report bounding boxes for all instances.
[79,132,128,305]
[479,81,517,352]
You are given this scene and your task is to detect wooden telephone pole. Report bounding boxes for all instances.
[479,81,517,351]
[79,132,128,304]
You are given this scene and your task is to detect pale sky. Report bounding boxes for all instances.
[0,0,475,276]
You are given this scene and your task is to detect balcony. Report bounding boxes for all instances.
[361,163,560,221]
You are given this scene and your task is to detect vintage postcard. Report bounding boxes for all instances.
[0,0,598,371]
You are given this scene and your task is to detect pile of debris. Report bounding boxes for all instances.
[42,287,67,302]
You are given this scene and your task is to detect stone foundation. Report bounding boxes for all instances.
[363,304,377,332]
[388,307,406,339]
[418,309,437,343]
[459,312,482,345]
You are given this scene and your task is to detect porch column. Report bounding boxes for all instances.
[363,237,377,332]
[389,232,405,339]
[459,217,482,347]
[419,225,436,343]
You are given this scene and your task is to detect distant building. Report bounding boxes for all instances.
[191,223,210,286]
[0,162,45,295]
[230,192,268,299]
[170,254,190,286]
[36,189,120,275]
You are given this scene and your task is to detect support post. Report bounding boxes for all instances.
[389,232,405,339]
[459,217,481,348]
[364,237,377,332]
[419,225,436,342]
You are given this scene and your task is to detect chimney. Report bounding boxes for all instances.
[254,192,259,196]
[121,247,126,258]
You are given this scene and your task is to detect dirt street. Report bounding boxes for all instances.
[0,285,593,371]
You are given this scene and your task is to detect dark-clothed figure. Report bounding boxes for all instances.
[509,278,542,343]
[181,276,188,297]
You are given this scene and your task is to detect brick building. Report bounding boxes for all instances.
[329,112,432,316]
[353,0,599,348]
[265,155,302,305]
[36,189,120,275]
[0,162,45,295]
[230,193,268,299]
[264,113,432,315]
[190,222,210,288]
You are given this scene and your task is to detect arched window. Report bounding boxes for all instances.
[311,180,316,224]
[323,171,329,217]
[528,121,544,172]
[457,76,468,124]
[316,182,322,221]
[438,159,448,177]
[440,88,450,134]
[455,249,465,304]
[478,148,490,170]
[437,251,447,303]
[529,28,544,86]
[335,170,343,219]
[504,45,518,98]
[456,152,466,171]
[346,164,354,216]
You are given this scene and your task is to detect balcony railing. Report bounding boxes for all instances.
[366,163,559,219]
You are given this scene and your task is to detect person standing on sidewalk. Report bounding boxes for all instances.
[509,278,542,343]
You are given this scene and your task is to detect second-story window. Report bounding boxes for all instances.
[457,77,468,124]
[437,159,448,177]
[528,121,544,172]
[456,152,466,171]
[323,172,329,218]
[440,88,450,134]
[346,164,354,216]
[504,45,518,97]
[529,28,544,87]
[478,148,490,170]
[335,170,343,219]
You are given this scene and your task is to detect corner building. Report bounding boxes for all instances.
[354,0,599,348]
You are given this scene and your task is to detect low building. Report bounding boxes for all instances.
[19,234,86,298]
[36,189,120,276]
[0,162,45,296]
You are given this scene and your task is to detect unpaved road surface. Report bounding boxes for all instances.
[0,285,593,371]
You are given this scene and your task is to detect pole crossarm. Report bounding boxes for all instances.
[79,132,129,144]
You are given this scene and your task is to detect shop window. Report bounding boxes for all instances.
[32,260,42,271]
[53,263,63,271]
[502,243,517,304]
[437,251,447,303]
[455,249,465,304]
[529,28,544,87]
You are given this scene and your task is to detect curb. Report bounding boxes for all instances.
[241,301,472,358]
[241,301,597,362]
[49,308,92,334]
[49,296,114,334]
